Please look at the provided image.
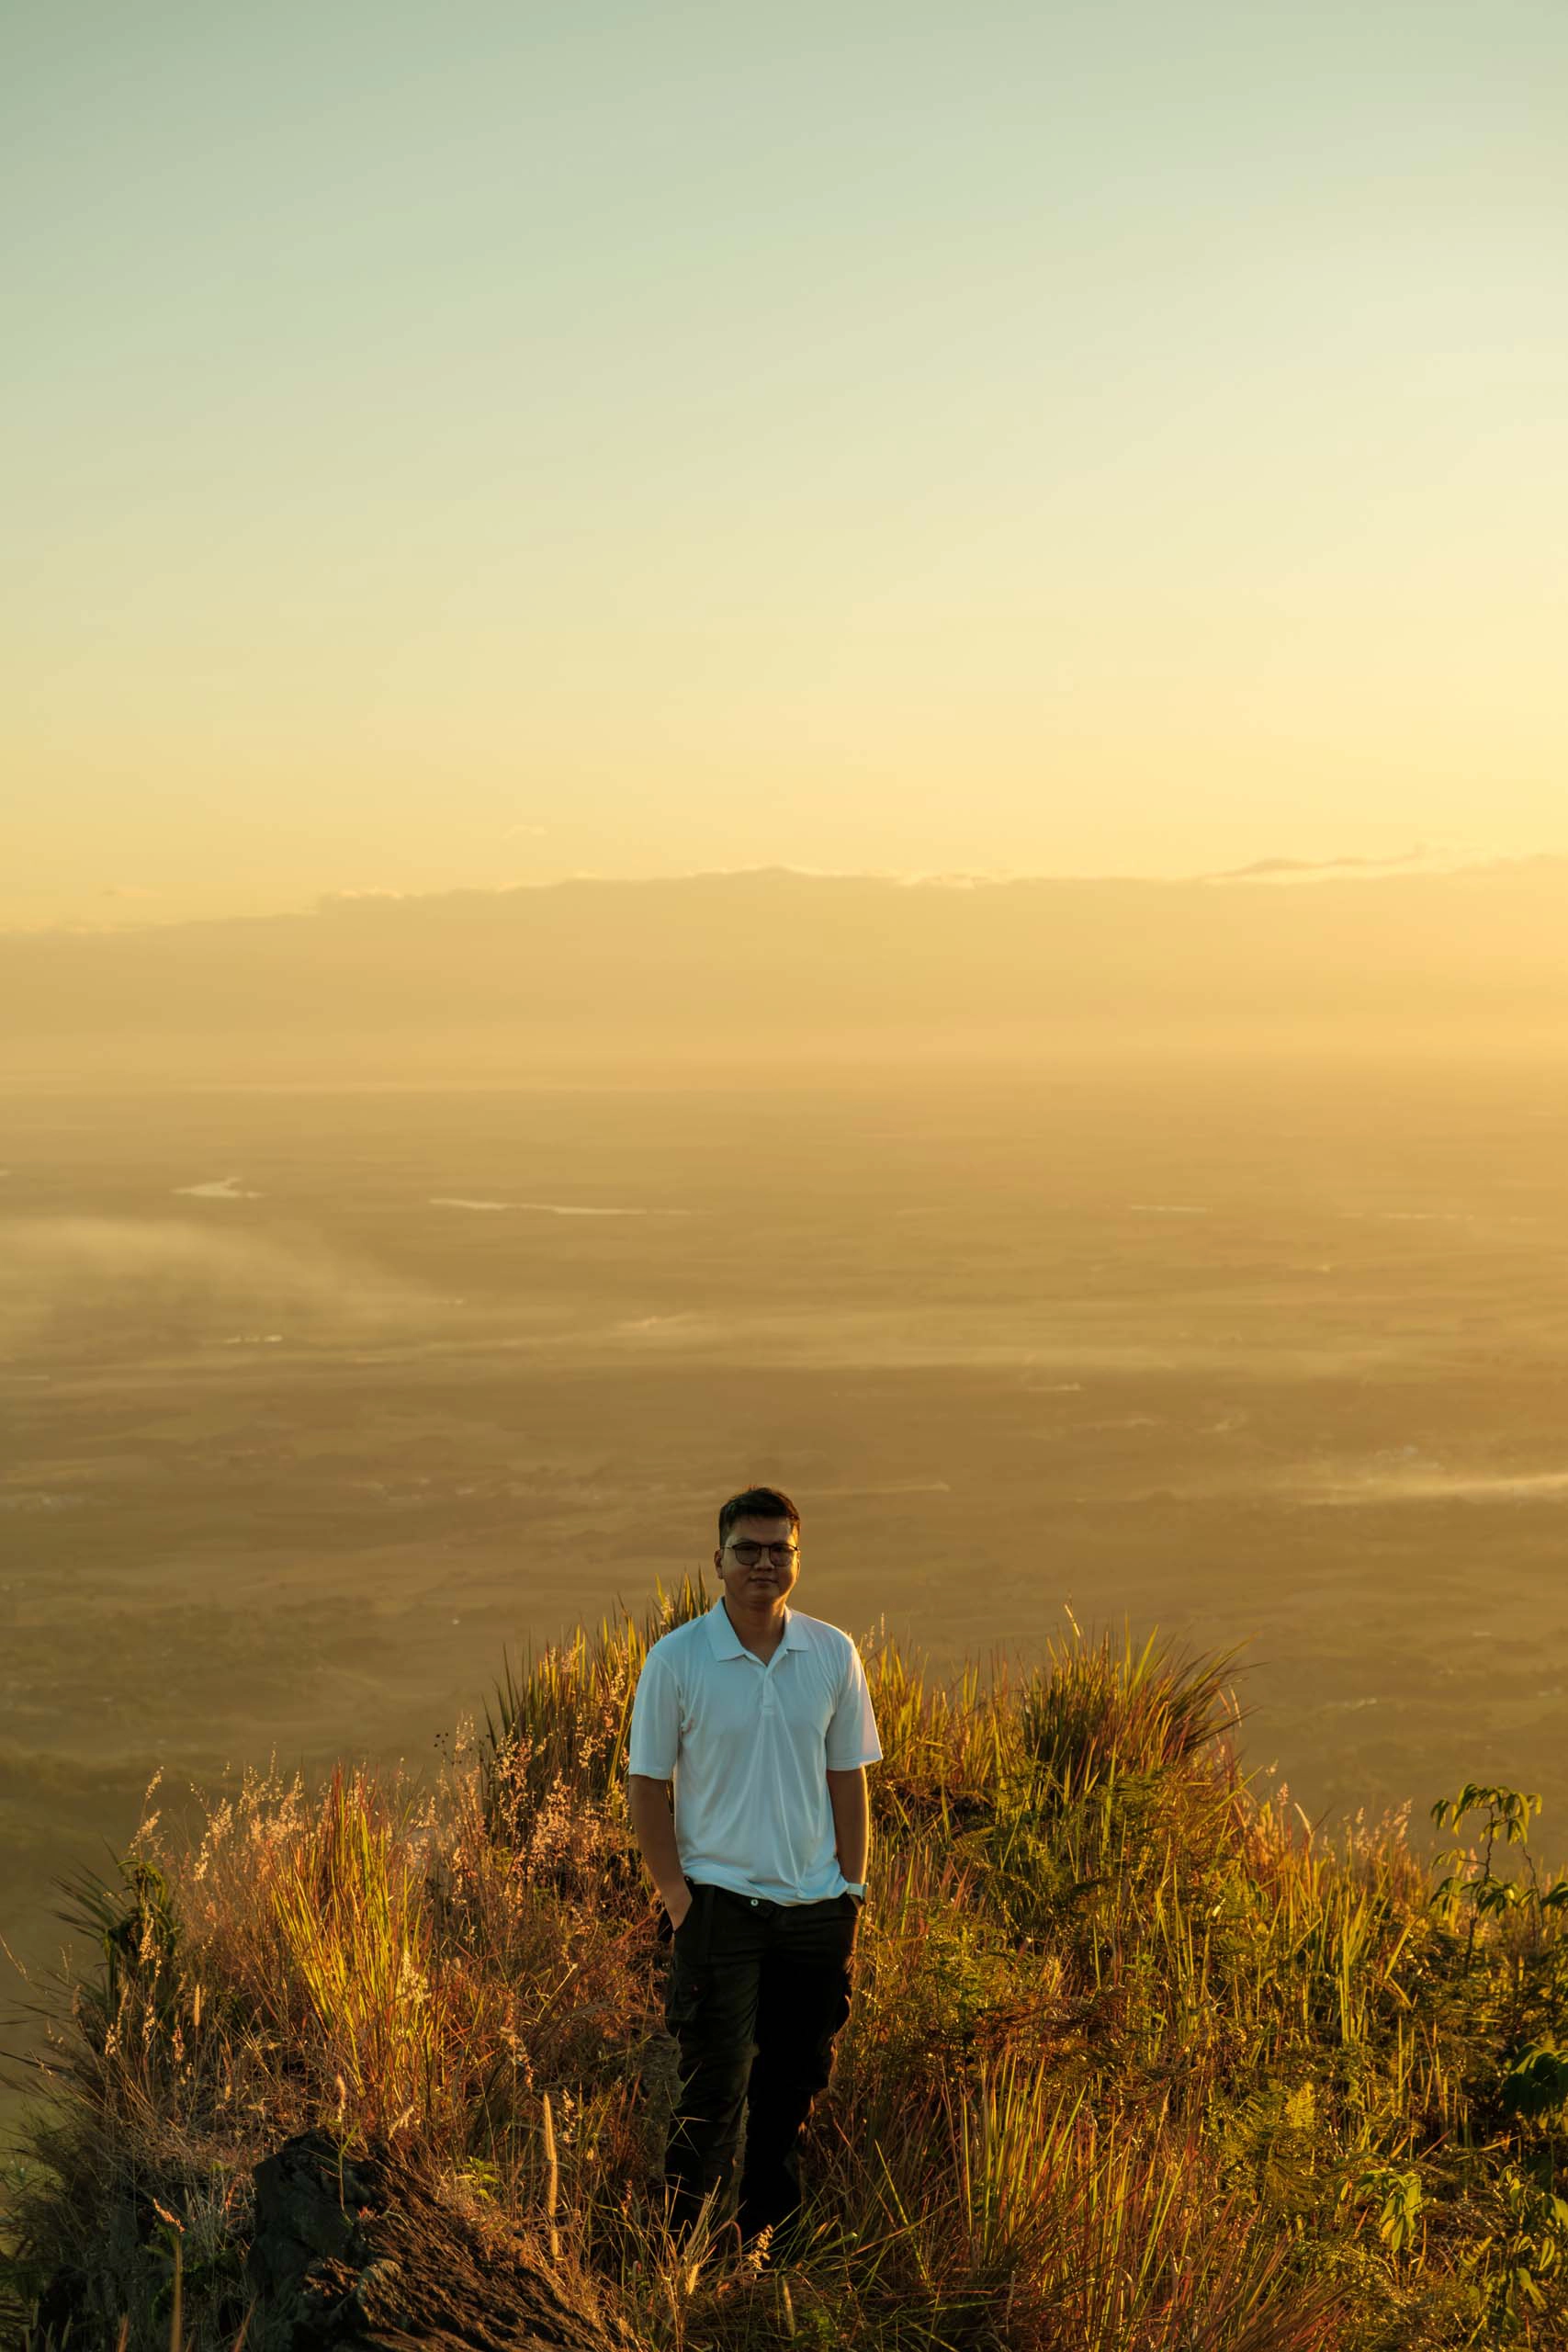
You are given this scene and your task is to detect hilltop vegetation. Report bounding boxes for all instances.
[3,1585,1567,2350]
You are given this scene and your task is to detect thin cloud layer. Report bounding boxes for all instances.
[1198,843,1512,886]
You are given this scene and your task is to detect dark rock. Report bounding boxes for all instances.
[247,2128,642,2352]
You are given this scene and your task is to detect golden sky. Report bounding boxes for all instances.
[6,2,1566,928]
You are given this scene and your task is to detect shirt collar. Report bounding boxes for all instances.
[706,1593,807,1658]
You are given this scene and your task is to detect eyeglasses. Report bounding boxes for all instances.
[727,1541,799,1567]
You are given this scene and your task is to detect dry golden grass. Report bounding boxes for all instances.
[4,1578,1567,2350]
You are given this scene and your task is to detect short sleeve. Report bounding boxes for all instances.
[825,1639,883,1770]
[626,1645,682,1779]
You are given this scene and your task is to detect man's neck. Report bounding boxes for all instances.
[724,1590,786,1657]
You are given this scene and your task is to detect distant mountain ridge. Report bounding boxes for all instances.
[6,859,1568,1075]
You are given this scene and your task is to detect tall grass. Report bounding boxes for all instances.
[4,1588,1567,2351]
[1014,1615,1248,1811]
[265,1763,450,2142]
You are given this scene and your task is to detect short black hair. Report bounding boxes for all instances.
[717,1486,801,1550]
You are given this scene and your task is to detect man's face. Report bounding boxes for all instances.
[714,1513,800,1610]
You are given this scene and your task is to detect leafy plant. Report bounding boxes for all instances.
[1467,2159,1568,2328]
[1350,2163,1423,2259]
[1500,2037,1568,2123]
[1428,1781,1543,1971]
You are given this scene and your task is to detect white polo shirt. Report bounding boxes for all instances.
[626,1596,883,1905]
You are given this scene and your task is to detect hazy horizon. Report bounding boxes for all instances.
[7,860,1568,1089]
[0,842,1548,938]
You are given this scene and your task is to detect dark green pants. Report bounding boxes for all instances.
[662,1876,860,2246]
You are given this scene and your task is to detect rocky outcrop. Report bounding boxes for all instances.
[246,2129,643,2352]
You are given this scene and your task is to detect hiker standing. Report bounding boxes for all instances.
[626,1485,883,2255]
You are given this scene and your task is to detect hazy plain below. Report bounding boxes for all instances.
[6,1052,1568,2138]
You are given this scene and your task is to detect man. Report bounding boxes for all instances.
[626,1485,883,2257]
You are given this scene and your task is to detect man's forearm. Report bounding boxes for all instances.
[626,1775,686,1911]
[827,1770,869,1883]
